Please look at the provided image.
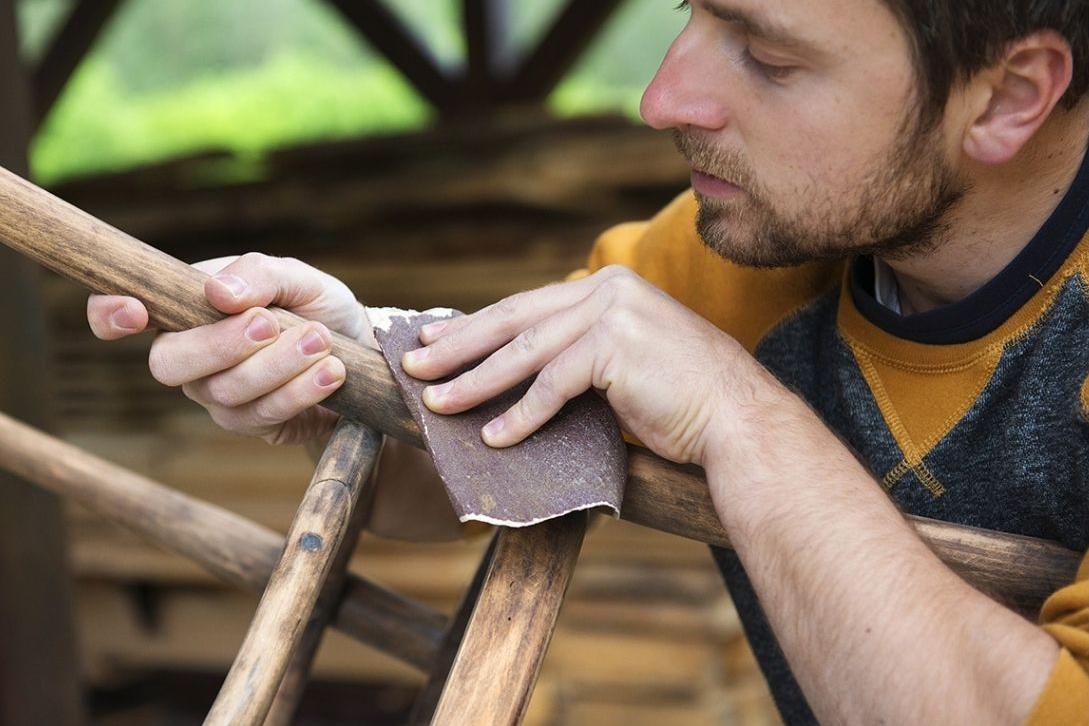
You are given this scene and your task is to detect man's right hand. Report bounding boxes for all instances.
[86,252,375,446]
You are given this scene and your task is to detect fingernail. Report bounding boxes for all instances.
[110,307,139,331]
[482,417,505,440]
[404,347,430,366]
[424,381,453,404]
[315,363,342,387]
[245,315,277,342]
[299,329,328,356]
[214,273,249,297]
[421,321,446,338]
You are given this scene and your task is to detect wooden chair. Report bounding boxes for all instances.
[0,165,1082,725]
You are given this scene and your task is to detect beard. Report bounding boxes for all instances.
[672,121,967,268]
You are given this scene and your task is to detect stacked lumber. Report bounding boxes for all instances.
[36,114,782,724]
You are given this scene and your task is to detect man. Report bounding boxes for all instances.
[88,0,1088,722]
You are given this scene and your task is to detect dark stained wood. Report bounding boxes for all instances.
[462,0,510,105]
[207,421,382,725]
[408,529,501,725]
[0,411,445,670]
[432,514,587,725]
[0,164,1081,616]
[0,3,84,723]
[504,0,626,103]
[322,0,459,112]
[32,0,125,126]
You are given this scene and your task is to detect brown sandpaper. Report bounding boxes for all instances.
[368,307,626,527]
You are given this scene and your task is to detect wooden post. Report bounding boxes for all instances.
[431,514,587,726]
[0,2,84,724]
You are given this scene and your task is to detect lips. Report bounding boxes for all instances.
[690,168,743,198]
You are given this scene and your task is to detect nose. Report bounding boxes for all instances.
[641,31,731,132]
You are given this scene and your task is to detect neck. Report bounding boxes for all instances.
[883,103,1089,316]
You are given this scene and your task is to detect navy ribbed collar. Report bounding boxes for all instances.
[850,142,1089,345]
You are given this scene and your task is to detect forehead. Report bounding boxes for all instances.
[700,0,909,59]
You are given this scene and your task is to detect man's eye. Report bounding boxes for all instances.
[743,47,796,81]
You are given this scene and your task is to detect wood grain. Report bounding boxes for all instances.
[408,530,501,725]
[0,164,1081,616]
[263,439,379,726]
[0,411,445,670]
[431,513,587,726]
[206,421,381,725]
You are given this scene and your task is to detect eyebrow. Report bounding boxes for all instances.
[680,0,817,53]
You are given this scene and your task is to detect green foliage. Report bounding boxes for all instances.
[24,0,686,184]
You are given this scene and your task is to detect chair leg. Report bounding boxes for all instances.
[206,420,382,726]
[430,512,588,726]
[263,440,382,726]
[407,529,501,725]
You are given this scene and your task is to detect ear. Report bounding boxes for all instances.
[963,31,1073,165]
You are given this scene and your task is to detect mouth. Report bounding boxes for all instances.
[690,167,743,199]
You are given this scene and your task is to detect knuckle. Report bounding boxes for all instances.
[249,398,282,428]
[511,327,539,357]
[600,307,637,337]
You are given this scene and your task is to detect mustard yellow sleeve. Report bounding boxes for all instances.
[1027,550,1089,725]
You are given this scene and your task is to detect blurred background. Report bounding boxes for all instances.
[2,1,781,723]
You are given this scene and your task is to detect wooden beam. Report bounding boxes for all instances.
[32,0,124,127]
[462,0,511,105]
[0,2,84,723]
[0,164,1082,616]
[504,0,626,103]
[323,0,460,112]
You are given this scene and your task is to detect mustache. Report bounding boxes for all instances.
[671,129,756,191]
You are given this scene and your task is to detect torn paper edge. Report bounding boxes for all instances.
[365,306,457,333]
[460,501,620,528]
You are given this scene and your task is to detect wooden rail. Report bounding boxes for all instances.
[0,165,1081,616]
[0,411,445,669]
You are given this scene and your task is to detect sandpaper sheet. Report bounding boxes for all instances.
[368,306,626,527]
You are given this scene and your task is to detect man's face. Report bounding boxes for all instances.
[642,0,967,267]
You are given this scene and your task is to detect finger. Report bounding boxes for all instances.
[405,266,622,379]
[421,290,609,414]
[183,322,333,408]
[480,332,600,449]
[206,356,346,438]
[148,308,280,386]
[87,294,150,340]
[200,252,346,317]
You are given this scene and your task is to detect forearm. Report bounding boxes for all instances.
[706,378,1059,724]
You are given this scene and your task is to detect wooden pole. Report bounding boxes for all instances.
[0,5,84,724]
[206,421,381,725]
[263,445,378,726]
[0,411,445,670]
[0,165,1080,615]
[432,514,586,726]
[408,530,500,725]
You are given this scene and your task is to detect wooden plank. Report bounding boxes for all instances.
[206,421,381,725]
[0,2,84,723]
[432,514,586,726]
[323,0,458,112]
[0,411,445,670]
[32,0,125,126]
[504,0,626,102]
[0,165,1081,613]
[408,529,500,725]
